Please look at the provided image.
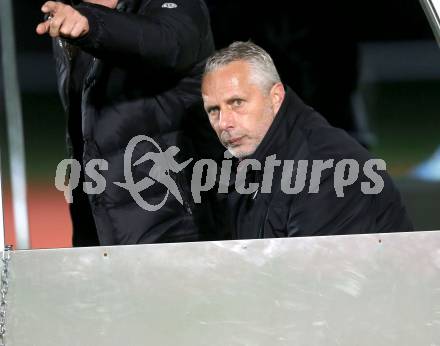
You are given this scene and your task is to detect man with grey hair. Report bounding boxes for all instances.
[203,41,285,159]
[202,41,413,239]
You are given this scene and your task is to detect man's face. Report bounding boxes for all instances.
[202,61,284,158]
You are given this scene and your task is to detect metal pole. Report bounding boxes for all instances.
[0,0,30,249]
[0,152,5,250]
[420,0,440,47]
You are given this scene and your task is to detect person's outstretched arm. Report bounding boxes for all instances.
[36,0,209,73]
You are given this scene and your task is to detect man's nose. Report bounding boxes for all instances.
[218,109,234,131]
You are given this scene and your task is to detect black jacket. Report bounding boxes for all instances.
[226,87,413,239]
[53,0,219,245]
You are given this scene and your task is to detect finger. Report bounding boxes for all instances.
[49,15,65,37]
[41,1,60,14]
[59,20,76,38]
[70,18,89,38]
[36,21,50,35]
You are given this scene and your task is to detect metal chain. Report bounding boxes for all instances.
[0,246,13,346]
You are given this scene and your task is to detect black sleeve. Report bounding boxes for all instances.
[70,0,207,73]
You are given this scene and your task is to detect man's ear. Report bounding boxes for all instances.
[270,83,285,114]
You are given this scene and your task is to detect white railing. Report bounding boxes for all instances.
[0,153,5,250]
[0,0,30,249]
[421,0,440,46]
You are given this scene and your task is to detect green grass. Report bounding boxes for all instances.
[363,80,440,175]
[1,93,67,184]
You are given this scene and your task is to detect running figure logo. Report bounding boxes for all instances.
[115,135,193,211]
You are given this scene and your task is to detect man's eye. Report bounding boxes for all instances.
[208,108,219,117]
[232,99,243,107]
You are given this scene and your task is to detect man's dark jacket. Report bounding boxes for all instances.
[53,0,220,246]
[227,87,413,239]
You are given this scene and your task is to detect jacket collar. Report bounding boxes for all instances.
[247,86,308,163]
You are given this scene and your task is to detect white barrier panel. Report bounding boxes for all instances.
[5,231,440,345]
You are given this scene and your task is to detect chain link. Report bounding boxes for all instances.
[0,246,13,346]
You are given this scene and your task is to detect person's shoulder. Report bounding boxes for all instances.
[297,110,371,162]
[143,0,209,29]
[144,0,207,15]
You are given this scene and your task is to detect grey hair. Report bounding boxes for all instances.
[204,41,281,94]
